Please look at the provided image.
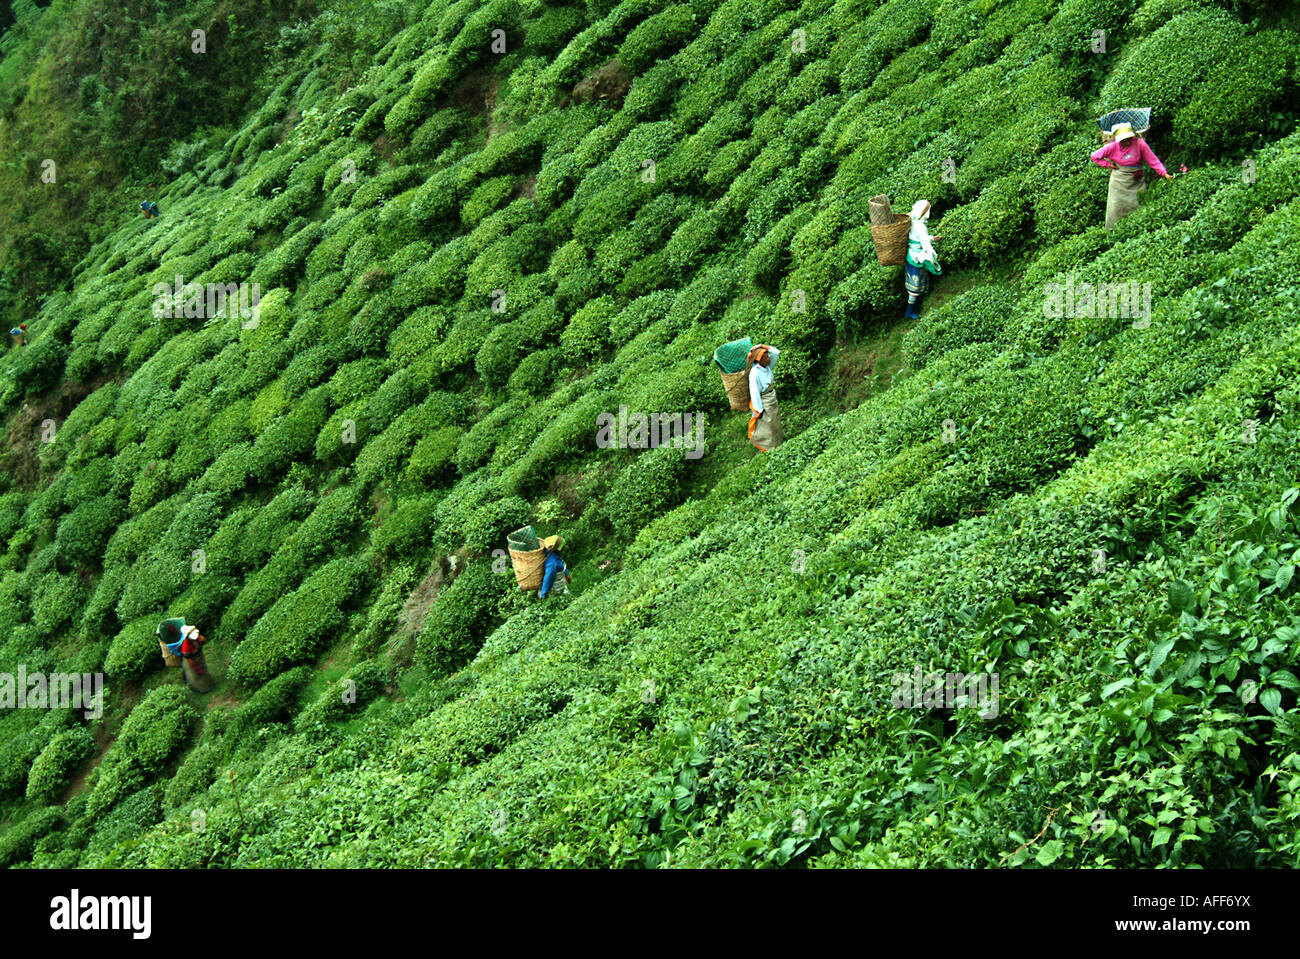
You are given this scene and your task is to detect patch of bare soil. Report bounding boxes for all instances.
[274,108,302,145]
[446,70,501,125]
[550,471,586,519]
[1,372,113,489]
[572,59,633,106]
[59,722,115,805]
[372,132,396,163]
[390,549,473,665]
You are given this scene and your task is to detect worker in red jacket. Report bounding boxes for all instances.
[158,619,215,693]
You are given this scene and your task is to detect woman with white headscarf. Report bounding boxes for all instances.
[904,199,942,319]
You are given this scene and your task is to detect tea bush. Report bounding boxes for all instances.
[230,555,373,687]
[86,685,199,817]
[417,562,511,673]
[26,726,96,805]
[295,660,391,737]
[608,443,694,539]
[1098,8,1244,119]
[1173,30,1298,158]
[6,0,1300,872]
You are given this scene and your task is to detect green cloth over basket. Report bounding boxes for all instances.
[508,525,540,552]
[713,337,753,374]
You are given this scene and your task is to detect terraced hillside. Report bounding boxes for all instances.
[1,0,1299,867]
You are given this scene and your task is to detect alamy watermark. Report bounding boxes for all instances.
[891,667,999,719]
[1043,274,1152,328]
[0,668,104,720]
[151,274,261,328]
[595,406,705,460]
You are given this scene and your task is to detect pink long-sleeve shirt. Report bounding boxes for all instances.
[1091,138,1168,177]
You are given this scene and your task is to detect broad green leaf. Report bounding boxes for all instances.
[1102,678,1133,700]
[1148,638,1176,675]
[1168,580,1195,613]
[1035,840,1064,866]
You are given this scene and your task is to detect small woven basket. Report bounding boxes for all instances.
[720,369,750,411]
[870,213,911,266]
[509,547,547,591]
[868,194,894,226]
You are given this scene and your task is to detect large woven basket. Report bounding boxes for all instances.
[509,547,546,591]
[868,194,894,226]
[1098,107,1151,143]
[720,369,750,411]
[870,213,911,266]
[158,638,181,668]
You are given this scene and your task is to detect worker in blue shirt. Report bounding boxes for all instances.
[539,535,570,599]
[140,200,161,218]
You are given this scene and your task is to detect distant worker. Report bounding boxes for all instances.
[9,324,27,347]
[539,535,570,599]
[157,618,215,693]
[1091,123,1171,230]
[904,200,942,319]
[140,200,161,219]
[747,343,785,451]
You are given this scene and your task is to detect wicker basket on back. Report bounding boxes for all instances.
[720,370,750,410]
[509,547,546,590]
[868,194,894,226]
[868,194,910,266]
[713,337,754,411]
[870,214,911,266]
[508,525,546,591]
[158,639,181,668]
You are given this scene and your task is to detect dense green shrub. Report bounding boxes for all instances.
[608,443,695,539]
[31,569,88,636]
[1173,30,1297,157]
[86,685,199,817]
[1098,7,1243,119]
[294,660,391,737]
[456,401,524,475]
[26,725,96,804]
[250,385,331,481]
[901,284,1018,371]
[1044,0,1140,56]
[507,347,566,397]
[618,4,695,72]
[462,495,532,552]
[372,492,444,561]
[0,807,64,868]
[404,426,464,488]
[104,615,167,683]
[162,739,226,812]
[560,296,619,362]
[220,485,364,638]
[230,556,373,687]
[417,562,510,673]
[226,665,314,740]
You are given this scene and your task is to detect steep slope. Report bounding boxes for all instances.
[1,0,1299,867]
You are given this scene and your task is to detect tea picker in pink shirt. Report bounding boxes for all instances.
[1090,122,1173,230]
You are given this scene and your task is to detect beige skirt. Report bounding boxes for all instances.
[748,386,784,451]
[1105,166,1145,230]
[182,652,215,693]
